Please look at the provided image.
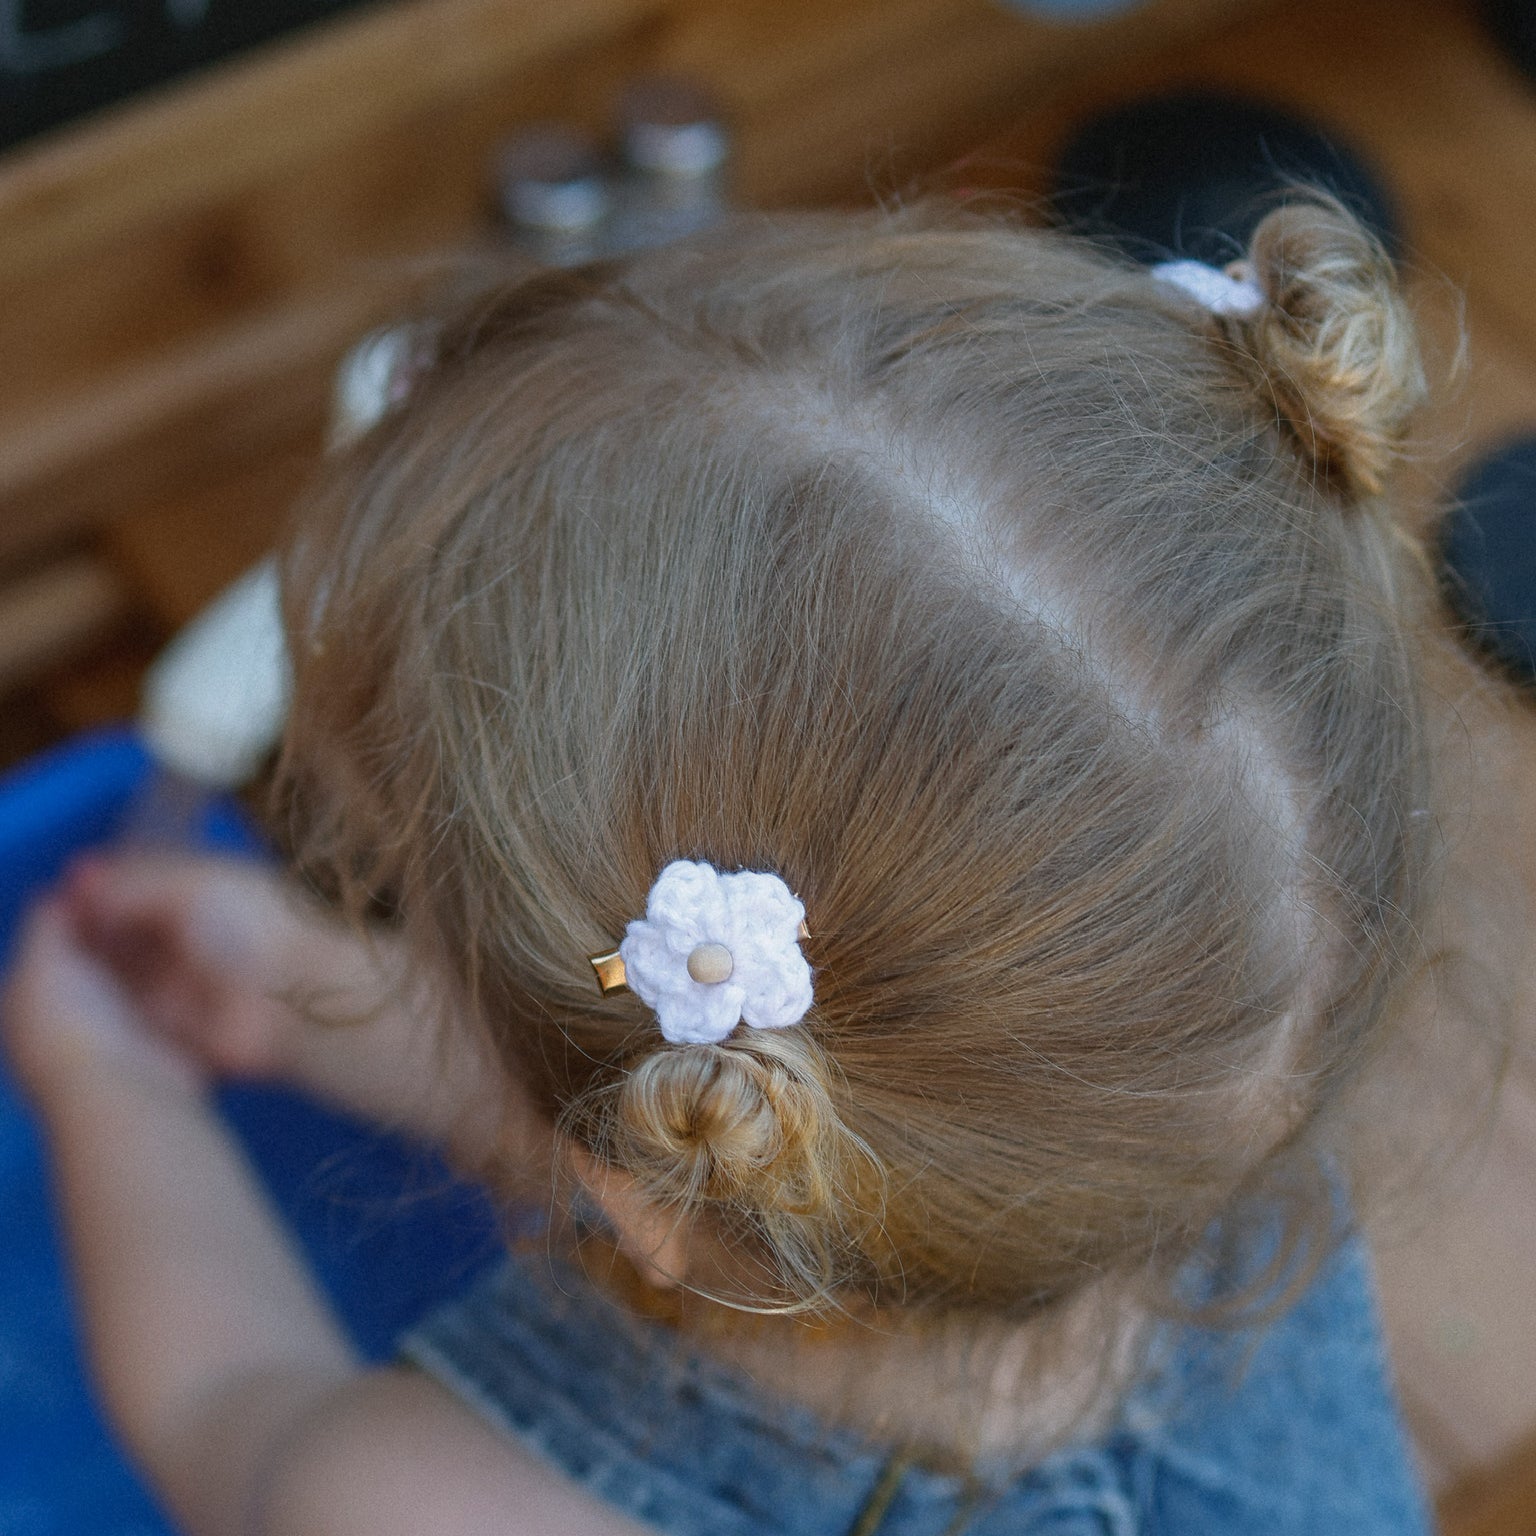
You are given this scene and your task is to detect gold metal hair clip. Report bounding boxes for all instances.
[590,949,628,995]
[588,919,810,997]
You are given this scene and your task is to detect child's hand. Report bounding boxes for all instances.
[60,854,325,1084]
[3,896,201,1109]
[37,854,509,1169]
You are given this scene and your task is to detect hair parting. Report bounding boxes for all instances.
[277,191,1447,1344]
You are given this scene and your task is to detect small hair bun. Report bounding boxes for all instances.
[616,1034,830,1206]
[609,1031,879,1302]
[1237,194,1426,500]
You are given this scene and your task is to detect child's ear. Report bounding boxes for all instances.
[567,1144,691,1289]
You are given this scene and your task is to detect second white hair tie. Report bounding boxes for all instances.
[599,860,814,1045]
[1151,258,1265,318]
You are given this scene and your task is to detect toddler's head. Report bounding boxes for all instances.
[278,195,1434,1325]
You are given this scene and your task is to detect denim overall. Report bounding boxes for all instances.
[400,1236,1431,1535]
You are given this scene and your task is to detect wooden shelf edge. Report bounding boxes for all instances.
[0,0,653,284]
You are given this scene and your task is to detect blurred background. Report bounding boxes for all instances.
[3,0,1536,1530]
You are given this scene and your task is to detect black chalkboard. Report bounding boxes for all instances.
[1,0,383,152]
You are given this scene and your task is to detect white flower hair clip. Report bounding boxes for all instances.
[589,860,814,1045]
[328,323,437,451]
[1151,258,1266,319]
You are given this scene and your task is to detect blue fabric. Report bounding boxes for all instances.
[400,1239,1432,1536]
[0,730,503,1536]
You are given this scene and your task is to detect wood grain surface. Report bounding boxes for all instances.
[2,0,1260,571]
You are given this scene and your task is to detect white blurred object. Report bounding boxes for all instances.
[330,323,425,450]
[128,321,411,839]
[138,556,289,792]
[1151,259,1265,318]
[609,77,729,253]
[496,124,612,266]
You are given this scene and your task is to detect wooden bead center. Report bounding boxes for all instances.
[686,942,734,985]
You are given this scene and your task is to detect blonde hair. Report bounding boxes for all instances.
[278,194,1437,1324]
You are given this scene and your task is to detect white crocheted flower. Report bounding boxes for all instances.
[1151,258,1265,318]
[619,860,813,1045]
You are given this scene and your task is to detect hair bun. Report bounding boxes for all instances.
[611,1032,880,1303]
[1240,194,1426,500]
[616,1034,831,1203]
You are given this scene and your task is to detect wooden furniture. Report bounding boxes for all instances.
[1,0,1259,743]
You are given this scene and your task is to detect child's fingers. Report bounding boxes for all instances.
[2,896,160,1099]
[5,893,72,990]
[57,853,306,1080]
[64,854,246,1003]
[63,852,201,946]
[6,895,98,1014]
[50,859,214,1045]
[66,853,300,981]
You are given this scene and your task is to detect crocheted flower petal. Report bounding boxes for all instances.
[657,981,747,1046]
[647,860,723,948]
[697,869,808,1030]
[721,869,804,936]
[619,923,682,1011]
[734,944,813,1030]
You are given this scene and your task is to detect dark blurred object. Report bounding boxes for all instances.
[1444,437,1536,686]
[1049,90,1399,265]
[609,76,731,253]
[0,0,373,152]
[993,0,1151,14]
[1483,0,1536,83]
[495,124,613,267]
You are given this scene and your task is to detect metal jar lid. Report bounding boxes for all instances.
[497,124,612,234]
[617,77,729,179]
